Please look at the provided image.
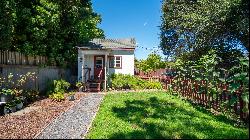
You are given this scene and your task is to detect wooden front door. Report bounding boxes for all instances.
[94,55,105,80]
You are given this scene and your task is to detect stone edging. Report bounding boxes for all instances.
[33,93,87,139]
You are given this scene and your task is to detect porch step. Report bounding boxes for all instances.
[86,82,101,92]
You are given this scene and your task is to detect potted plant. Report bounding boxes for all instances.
[3,106,11,115]
[23,89,39,103]
[76,82,84,92]
[0,88,14,102]
[19,96,27,106]
[13,88,24,97]
[15,97,23,110]
[68,92,75,101]
[5,100,17,113]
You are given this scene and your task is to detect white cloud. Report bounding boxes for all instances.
[143,22,148,26]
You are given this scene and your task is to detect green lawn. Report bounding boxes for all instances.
[86,91,249,139]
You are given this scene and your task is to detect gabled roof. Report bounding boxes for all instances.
[78,38,137,49]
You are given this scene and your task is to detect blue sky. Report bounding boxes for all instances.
[92,0,164,60]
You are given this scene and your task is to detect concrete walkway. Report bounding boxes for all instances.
[35,93,104,139]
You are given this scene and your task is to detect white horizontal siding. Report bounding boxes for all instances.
[108,50,134,76]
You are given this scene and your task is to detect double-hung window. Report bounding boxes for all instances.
[109,56,122,68]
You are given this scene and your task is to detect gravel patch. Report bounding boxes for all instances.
[0,93,86,139]
[10,106,41,116]
[35,93,104,139]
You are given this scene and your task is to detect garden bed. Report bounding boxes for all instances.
[86,91,249,139]
[0,92,86,139]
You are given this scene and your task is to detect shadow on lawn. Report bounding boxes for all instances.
[109,97,248,139]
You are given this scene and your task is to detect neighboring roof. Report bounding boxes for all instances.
[78,38,137,49]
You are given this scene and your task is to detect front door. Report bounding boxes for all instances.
[94,56,105,80]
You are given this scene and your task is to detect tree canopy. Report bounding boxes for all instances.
[0,0,104,66]
[160,0,249,61]
[136,53,166,73]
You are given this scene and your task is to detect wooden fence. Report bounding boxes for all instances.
[0,65,76,92]
[134,68,248,122]
[0,50,77,92]
[164,78,249,122]
[134,68,172,81]
[0,50,47,65]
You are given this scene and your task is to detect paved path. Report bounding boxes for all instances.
[36,93,104,139]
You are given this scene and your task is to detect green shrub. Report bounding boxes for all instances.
[110,73,128,89]
[144,81,163,89]
[76,82,84,88]
[110,73,163,90]
[46,79,70,102]
[47,79,70,95]
[5,100,16,109]
[1,88,15,95]
[23,89,39,102]
[49,92,65,102]
[14,97,22,104]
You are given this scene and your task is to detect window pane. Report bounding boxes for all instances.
[116,61,121,68]
[96,60,102,65]
[116,56,121,60]
[116,63,121,67]
[95,57,103,68]
[115,56,121,68]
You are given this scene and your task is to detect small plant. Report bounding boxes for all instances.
[76,82,83,88]
[1,88,15,95]
[22,89,39,103]
[76,82,85,92]
[0,88,15,102]
[46,79,70,102]
[49,92,65,102]
[13,89,23,97]
[47,79,70,95]
[5,100,17,112]
[5,101,16,108]
[14,97,24,110]
[14,97,22,104]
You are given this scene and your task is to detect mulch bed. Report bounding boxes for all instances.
[0,92,86,139]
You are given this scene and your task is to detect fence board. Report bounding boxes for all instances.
[0,66,76,92]
[0,50,47,66]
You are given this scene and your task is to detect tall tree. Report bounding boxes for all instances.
[0,0,104,66]
[137,53,166,73]
[160,0,249,60]
[0,0,16,50]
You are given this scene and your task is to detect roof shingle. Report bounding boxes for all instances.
[79,38,137,49]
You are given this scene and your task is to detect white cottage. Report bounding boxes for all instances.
[77,38,137,92]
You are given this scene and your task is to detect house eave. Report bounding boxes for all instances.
[77,46,136,51]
